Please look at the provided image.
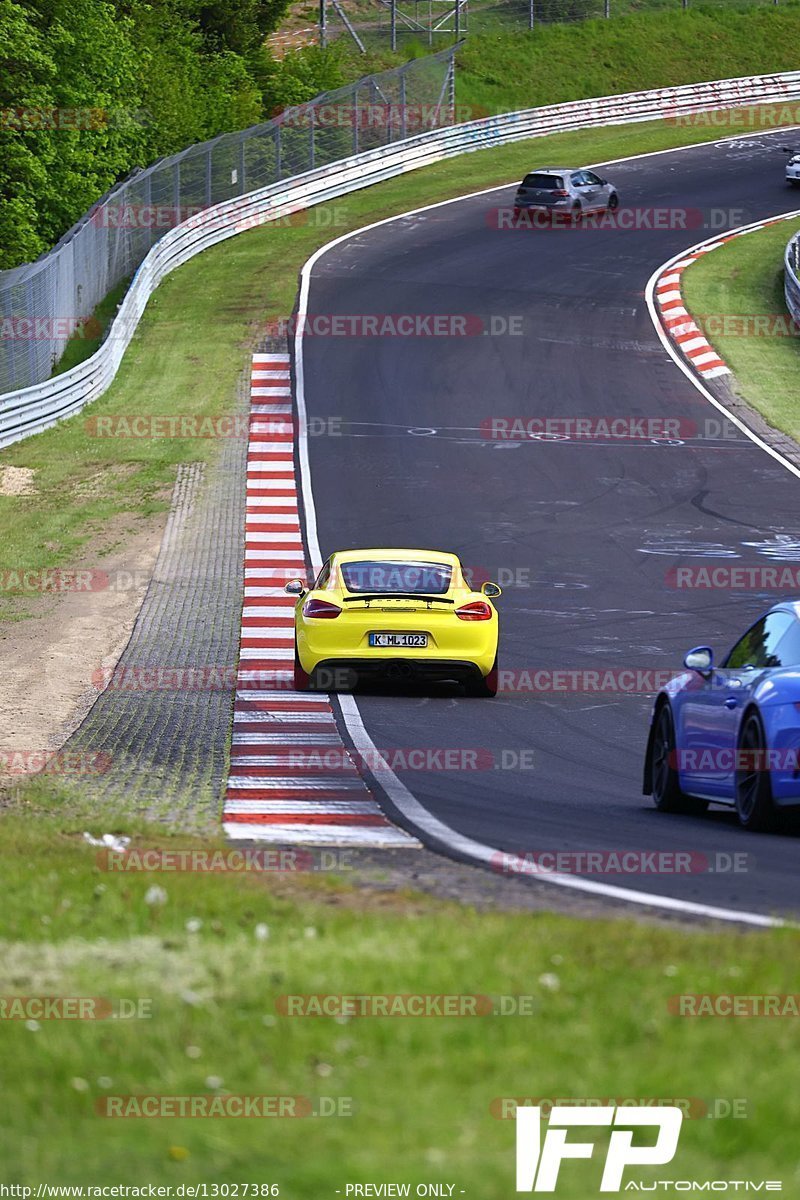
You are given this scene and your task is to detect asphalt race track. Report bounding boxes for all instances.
[301,129,800,921]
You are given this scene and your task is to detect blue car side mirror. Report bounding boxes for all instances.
[684,645,713,674]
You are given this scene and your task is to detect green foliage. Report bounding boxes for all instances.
[260,43,351,114]
[0,0,292,267]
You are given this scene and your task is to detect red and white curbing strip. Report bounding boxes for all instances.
[654,250,730,381]
[223,352,414,846]
[653,216,795,381]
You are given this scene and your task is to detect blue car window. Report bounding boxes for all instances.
[724,612,795,669]
[773,618,800,667]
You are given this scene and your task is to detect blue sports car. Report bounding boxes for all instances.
[643,601,800,830]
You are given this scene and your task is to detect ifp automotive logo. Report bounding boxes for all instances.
[515,1104,682,1192]
[514,1105,783,1192]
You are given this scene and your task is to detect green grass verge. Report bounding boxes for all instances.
[682,216,800,438]
[0,801,799,1187]
[457,6,800,114]
[52,278,132,377]
[0,111,789,625]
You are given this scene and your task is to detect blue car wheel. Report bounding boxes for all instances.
[734,711,775,832]
[651,704,708,816]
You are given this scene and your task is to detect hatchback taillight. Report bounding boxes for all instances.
[455,600,493,621]
[302,597,342,619]
[552,189,569,197]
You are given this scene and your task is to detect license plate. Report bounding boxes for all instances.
[369,632,428,648]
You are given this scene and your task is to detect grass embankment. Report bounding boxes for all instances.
[337,4,800,110]
[682,216,800,438]
[0,111,794,624]
[455,5,800,113]
[52,279,132,377]
[0,805,798,1187]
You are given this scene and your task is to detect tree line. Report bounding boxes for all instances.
[0,0,348,268]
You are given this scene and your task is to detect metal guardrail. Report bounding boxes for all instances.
[3,68,800,449]
[786,231,800,329]
[0,47,457,398]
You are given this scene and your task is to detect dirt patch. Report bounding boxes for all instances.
[0,466,37,497]
[0,512,167,775]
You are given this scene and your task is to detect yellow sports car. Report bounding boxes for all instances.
[285,548,501,696]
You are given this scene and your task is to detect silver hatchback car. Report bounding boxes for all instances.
[513,166,619,221]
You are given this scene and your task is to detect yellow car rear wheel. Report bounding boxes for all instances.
[465,655,498,698]
[294,641,311,692]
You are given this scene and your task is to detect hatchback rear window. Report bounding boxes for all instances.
[520,173,564,189]
[341,560,452,594]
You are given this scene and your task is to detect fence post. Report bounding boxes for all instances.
[400,73,407,139]
[604,0,610,17]
[142,171,153,249]
[25,279,37,383]
[309,107,316,169]
[238,138,246,194]
[353,87,360,155]
[529,0,534,30]
[205,148,212,209]
[391,0,397,51]
[173,161,181,221]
